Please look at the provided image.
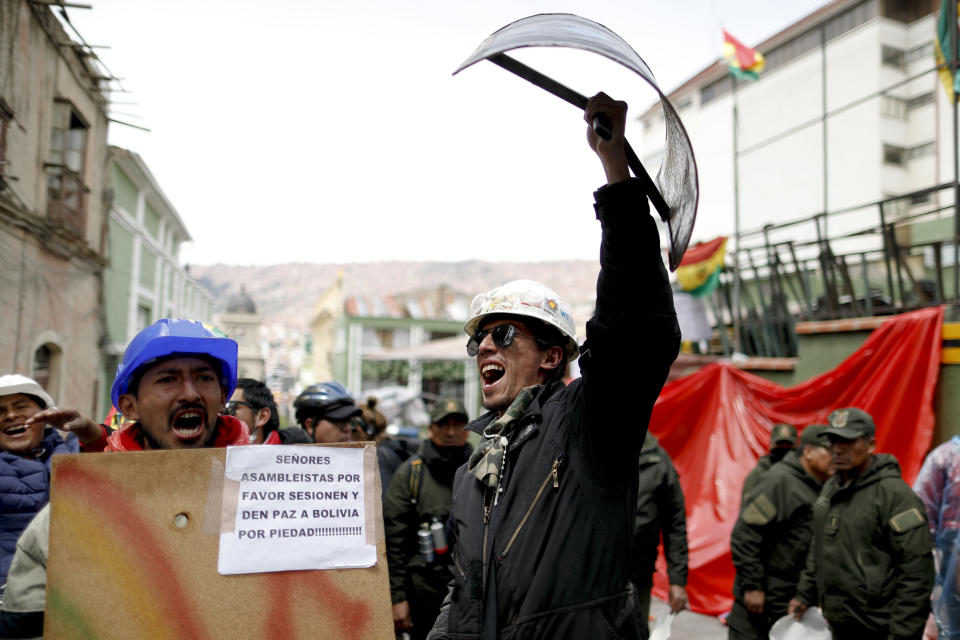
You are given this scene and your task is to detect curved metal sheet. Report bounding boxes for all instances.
[454,13,699,269]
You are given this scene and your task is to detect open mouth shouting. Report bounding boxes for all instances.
[169,406,208,441]
[481,362,505,389]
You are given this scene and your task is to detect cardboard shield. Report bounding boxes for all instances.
[454,13,699,270]
[44,443,392,639]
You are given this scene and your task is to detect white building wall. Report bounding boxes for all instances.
[640,8,950,268]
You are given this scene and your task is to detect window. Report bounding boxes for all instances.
[881,0,937,23]
[911,192,932,205]
[764,28,822,73]
[906,43,934,63]
[883,144,907,165]
[881,45,906,70]
[46,100,89,235]
[31,343,62,396]
[881,96,907,119]
[700,76,732,106]
[825,0,878,42]
[32,345,52,390]
[361,327,382,349]
[392,328,410,349]
[136,304,152,333]
[907,92,935,110]
[907,141,936,159]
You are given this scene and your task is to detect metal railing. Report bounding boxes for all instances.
[707,182,958,357]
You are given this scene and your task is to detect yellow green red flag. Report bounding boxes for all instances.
[677,237,727,297]
[723,30,765,80]
[936,0,960,102]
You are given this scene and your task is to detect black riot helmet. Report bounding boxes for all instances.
[293,381,361,426]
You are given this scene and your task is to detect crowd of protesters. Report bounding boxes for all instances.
[0,93,955,640]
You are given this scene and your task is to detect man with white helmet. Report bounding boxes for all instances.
[0,375,83,595]
[429,94,680,639]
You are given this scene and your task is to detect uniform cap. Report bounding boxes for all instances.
[0,375,54,409]
[430,398,468,424]
[824,407,875,440]
[799,423,830,448]
[770,423,797,446]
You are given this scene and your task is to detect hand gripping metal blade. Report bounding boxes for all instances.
[454,13,699,271]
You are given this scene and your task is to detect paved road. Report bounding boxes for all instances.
[648,597,728,639]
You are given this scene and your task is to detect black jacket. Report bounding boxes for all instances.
[384,440,473,606]
[632,434,688,588]
[730,450,822,614]
[429,180,680,640]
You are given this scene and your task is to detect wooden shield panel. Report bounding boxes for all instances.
[45,442,392,639]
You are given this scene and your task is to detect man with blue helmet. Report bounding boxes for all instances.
[0,318,249,637]
[77,318,249,451]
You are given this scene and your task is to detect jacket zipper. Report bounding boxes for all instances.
[501,456,563,557]
[481,488,492,587]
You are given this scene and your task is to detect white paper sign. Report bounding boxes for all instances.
[218,445,376,575]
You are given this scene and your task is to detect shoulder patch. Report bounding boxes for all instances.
[889,507,925,534]
[742,494,777,525]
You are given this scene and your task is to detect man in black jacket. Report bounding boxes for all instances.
[428,94,680,640]
[632,432,688,638]
[385,399,473,640]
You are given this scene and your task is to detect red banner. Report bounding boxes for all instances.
[649,306,944,615]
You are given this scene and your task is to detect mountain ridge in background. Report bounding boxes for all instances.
[190,260,602,328]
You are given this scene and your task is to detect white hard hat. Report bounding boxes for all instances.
[464,280,579,361]
[0,374,54,408]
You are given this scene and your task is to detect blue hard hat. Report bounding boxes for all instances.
[110,318,238,409]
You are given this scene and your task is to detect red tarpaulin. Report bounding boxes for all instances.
[648,306,944,615]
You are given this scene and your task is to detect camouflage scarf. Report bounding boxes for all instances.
[467,385,542,488]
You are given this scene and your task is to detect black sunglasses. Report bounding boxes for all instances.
[224,400,256,416]
[467,324,543,357]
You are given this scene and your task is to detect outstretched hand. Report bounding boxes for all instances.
[25,407,103,445]
[585,93,629,185]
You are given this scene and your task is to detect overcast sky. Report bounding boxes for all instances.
[67,1,827,266]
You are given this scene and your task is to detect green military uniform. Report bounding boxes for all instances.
[728,425,829,640]
[383,401,472,640]
[794,454,933,638]
[741,423,797,503]
[793,407,934,640]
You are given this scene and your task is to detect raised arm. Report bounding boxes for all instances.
[577,93,680,485]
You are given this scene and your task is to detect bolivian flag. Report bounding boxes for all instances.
[935,0,960,102]
[723,30,765,80]
[677,237,727,297]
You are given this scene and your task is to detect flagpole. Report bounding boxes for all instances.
[732,76,742,354]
